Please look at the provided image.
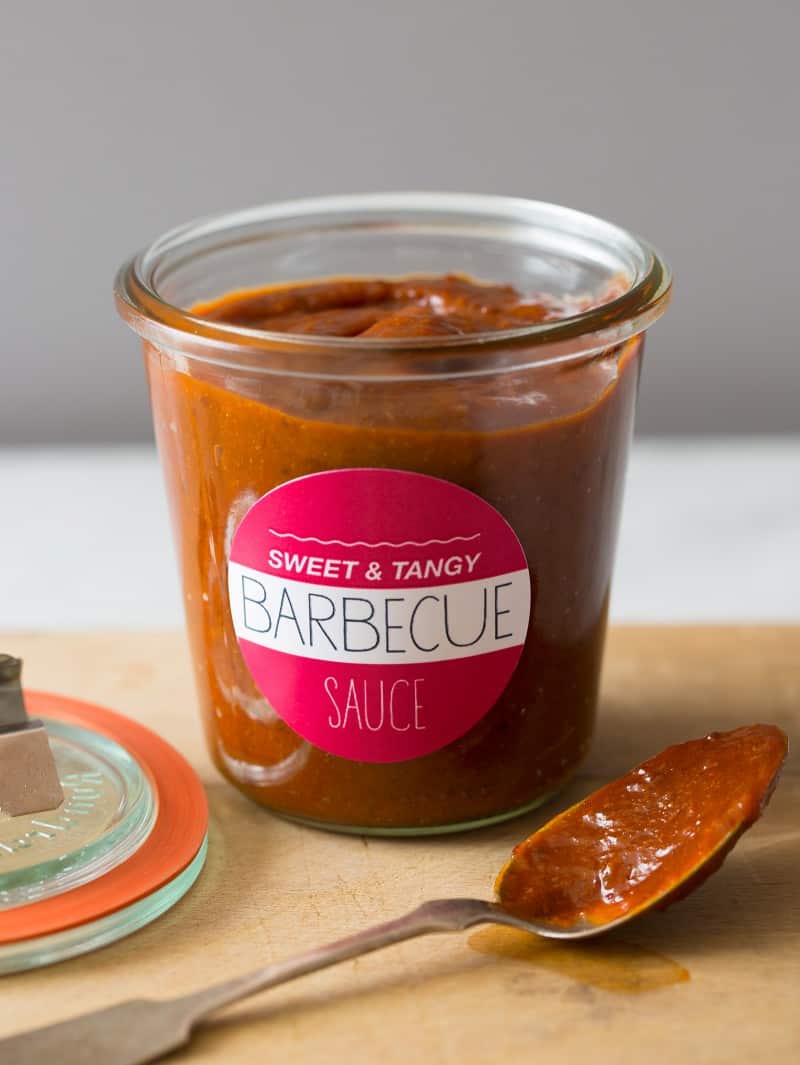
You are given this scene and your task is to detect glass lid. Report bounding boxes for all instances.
[0,693,208,974]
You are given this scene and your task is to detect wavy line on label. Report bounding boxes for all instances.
[267,530,482,548]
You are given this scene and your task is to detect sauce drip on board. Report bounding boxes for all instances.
[495,724,788,928]
[468,925,690,993]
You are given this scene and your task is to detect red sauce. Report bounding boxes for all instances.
[195,273,581,336]
[496,724,788,927]
[148,274,641,830]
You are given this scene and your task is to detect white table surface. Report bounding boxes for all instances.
[1,438,797,629]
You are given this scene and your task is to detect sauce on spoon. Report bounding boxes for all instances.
[495,724,788,929]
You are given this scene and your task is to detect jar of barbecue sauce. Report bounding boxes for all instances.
[115,194,671,834]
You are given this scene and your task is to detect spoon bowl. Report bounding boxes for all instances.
[494,724,787,932]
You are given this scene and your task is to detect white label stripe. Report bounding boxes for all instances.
[228,563,531,666]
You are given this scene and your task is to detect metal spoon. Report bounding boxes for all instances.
[0,898,628,1065]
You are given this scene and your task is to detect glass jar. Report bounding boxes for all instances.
[115,193,671,834]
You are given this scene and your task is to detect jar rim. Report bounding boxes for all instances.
[114,192,671,378]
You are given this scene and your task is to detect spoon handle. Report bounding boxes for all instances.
[176,897,495,1023]
[0,900,503,1065]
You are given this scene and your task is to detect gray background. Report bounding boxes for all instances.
[2,0,797,444]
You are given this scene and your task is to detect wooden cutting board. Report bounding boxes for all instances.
[1,627,798,1064]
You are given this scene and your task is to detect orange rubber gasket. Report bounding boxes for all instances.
[0,691,208,945]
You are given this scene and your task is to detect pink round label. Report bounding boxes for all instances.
[227,469,530,763]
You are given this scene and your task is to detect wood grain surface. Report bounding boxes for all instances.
[1,627,798,1064]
